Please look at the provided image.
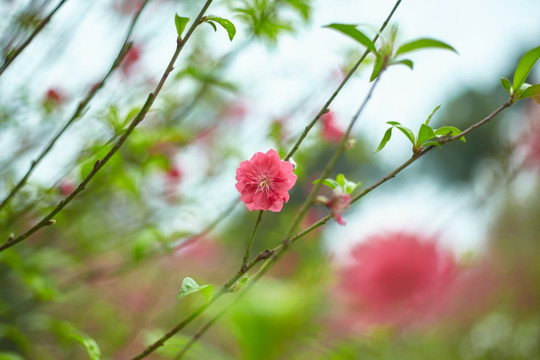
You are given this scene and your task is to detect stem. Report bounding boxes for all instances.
[241,210,264,270]
[284,0,401,162]
[0,0,69,77]
[0,0,213,253]
[0,0,151,213]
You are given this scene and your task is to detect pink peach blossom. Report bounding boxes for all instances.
[45,87,66,105]
[339,232,455,321]
[321,111,345,143]
[321,190,350,225]
[235,149,297,212]
[121,45,141,77]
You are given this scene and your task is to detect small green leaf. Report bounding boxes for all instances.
[512,46,540,92]
[424,105,441,125]
[417,124,437,145]
[421,140,441,148]
[70,333,101,360]
[500,77,512,94]
[206,21,217,32]
[370,54,385,82]
[394,125,416,145]
[334,174,360,193]
[206,16,236,41]
[391,59,414,70]
[324,23,377,53]
[175,14,190,38]
[178,277,214,302]
[434,126,466,142]
[395,38,457,56]
[232,276,249,292]
[313,178,340,190]
[373,127,393,153]
[518,83,540,100]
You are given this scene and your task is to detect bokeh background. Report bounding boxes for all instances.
[1,0,540,359]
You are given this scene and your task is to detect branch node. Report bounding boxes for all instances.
[8,233,14,242]
[47,219,56,226]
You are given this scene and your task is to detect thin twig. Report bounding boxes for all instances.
[241,210,264,270]
[0,0,211,253]
[0,0,69,76]
[0,0,151,213]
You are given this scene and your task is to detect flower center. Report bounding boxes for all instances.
[257,175,272,193]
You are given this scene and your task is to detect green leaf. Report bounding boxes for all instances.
[390,59,414,70]
[394,125,416,145]
[434,126,466,142]
[313,178,339,190]
[324,23,377,53]
[417,124,437,145]
[175,14,190,38]
[395,38,457,56]
[373,127,393,153]
[421,140,441,148]
[70,333,101,360]
[424,105,441,125]
[178,277,214,302]
[206,16,236,41]
[335,174,360,194]
[370,54,384,82]
[205,20,217,32]
[512,46,540,92]
[518,83,540,100]
[232,276,249,292]
[500,77,512,94]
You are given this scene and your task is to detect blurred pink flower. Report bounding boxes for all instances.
[45,87,66,105]
[58,178,75,196]
[339,232,455,321]
[235,149,297,212]
[321,111,345,143]
[121,45,142,77]
[320,190,350,225]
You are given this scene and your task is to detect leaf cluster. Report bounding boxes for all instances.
[324,23,457,81]
[313,173,360,194]
[374,105,465,154]
[500,46,540,104]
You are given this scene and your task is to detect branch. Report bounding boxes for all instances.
[0,0,69,77]
[0,0,151,212]
[0,0,212,253]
